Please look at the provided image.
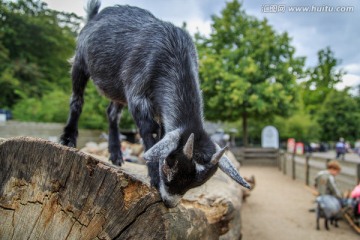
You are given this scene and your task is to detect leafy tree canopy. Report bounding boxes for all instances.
[302,47,345,115]
[0,0,136,130]
[0,0,81,107]
[316,90,360,142]
[196,0,304,145]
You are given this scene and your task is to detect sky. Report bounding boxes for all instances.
[43,0,360,90]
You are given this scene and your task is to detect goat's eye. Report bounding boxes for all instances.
[165,156,177,167]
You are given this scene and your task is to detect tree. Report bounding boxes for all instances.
[0,0,81,107]
[302,47,344,115]
[273,113,320,143]
[316,90,360,142]
[196,0,304,146]
[1,0,136,130]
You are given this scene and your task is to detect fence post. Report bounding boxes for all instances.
[326,158,331,167]
[284,154,288,175]
[357,164,360,184]
[305,153,310,186]
[277,150,281,171]
[292,151,296,180]
[283,152,287,175]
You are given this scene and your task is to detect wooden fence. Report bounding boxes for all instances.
[278,152,360,193]
[232,147,279,165]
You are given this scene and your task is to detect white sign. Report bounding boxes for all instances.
[0,114,6,122]
[261,126,279,149]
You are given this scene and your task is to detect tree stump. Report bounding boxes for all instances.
[0,137,244,239]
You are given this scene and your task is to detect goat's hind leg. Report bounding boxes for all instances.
[331,217,339,228]
[60,60,89,147]
[107,102,124,165]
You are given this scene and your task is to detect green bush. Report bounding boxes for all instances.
[12,89,69,123]
[13,84,136,130]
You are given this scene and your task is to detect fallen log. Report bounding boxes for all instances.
[0,137,244,239]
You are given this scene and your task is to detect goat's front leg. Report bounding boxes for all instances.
[325,219,329,230]
[137,118,162,189]
[316,204,320,230]
[129,99,161,188]
[128,98,161,150]
[107,102,124,166]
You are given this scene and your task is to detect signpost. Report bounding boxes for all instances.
[287,138,295,153]
[261,126,279,149]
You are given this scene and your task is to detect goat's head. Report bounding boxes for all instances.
[143,129,250,208]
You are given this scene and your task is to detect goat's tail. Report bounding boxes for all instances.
[86,0,101,22]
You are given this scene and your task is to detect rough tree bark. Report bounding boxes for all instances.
[0,137,244,240]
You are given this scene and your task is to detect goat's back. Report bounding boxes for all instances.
[74,4,201,122]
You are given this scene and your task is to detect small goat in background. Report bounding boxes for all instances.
[60,0,249,207]
[316,195,341,230]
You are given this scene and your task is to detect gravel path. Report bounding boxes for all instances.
[240,166,359,240]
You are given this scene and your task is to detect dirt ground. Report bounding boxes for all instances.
[240,166,359,240]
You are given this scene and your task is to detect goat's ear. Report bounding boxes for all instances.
[183,133,194,159]
[214,144,251,189]
[143,129,181,162]
[162,159,178,182]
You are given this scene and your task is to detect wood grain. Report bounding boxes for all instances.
[0,137,244,240]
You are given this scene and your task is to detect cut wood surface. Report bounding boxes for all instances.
[0,137,244,240]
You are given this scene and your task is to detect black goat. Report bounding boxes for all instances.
[316,201,340,230]
[315,196,341,230]
[60,0,250,207]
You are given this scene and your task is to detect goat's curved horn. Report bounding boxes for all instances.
[215,144,251,189]
[183,133,194,159]
[143,129,181,162]
[210,145,228,165]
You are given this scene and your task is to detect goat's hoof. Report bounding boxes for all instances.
[150,180,160,190]
[109,153,124,166]
[59,136,76,148]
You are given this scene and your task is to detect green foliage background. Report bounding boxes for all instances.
[0,0,135,130]
[195,0,360,144]
[1,0,360,144]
